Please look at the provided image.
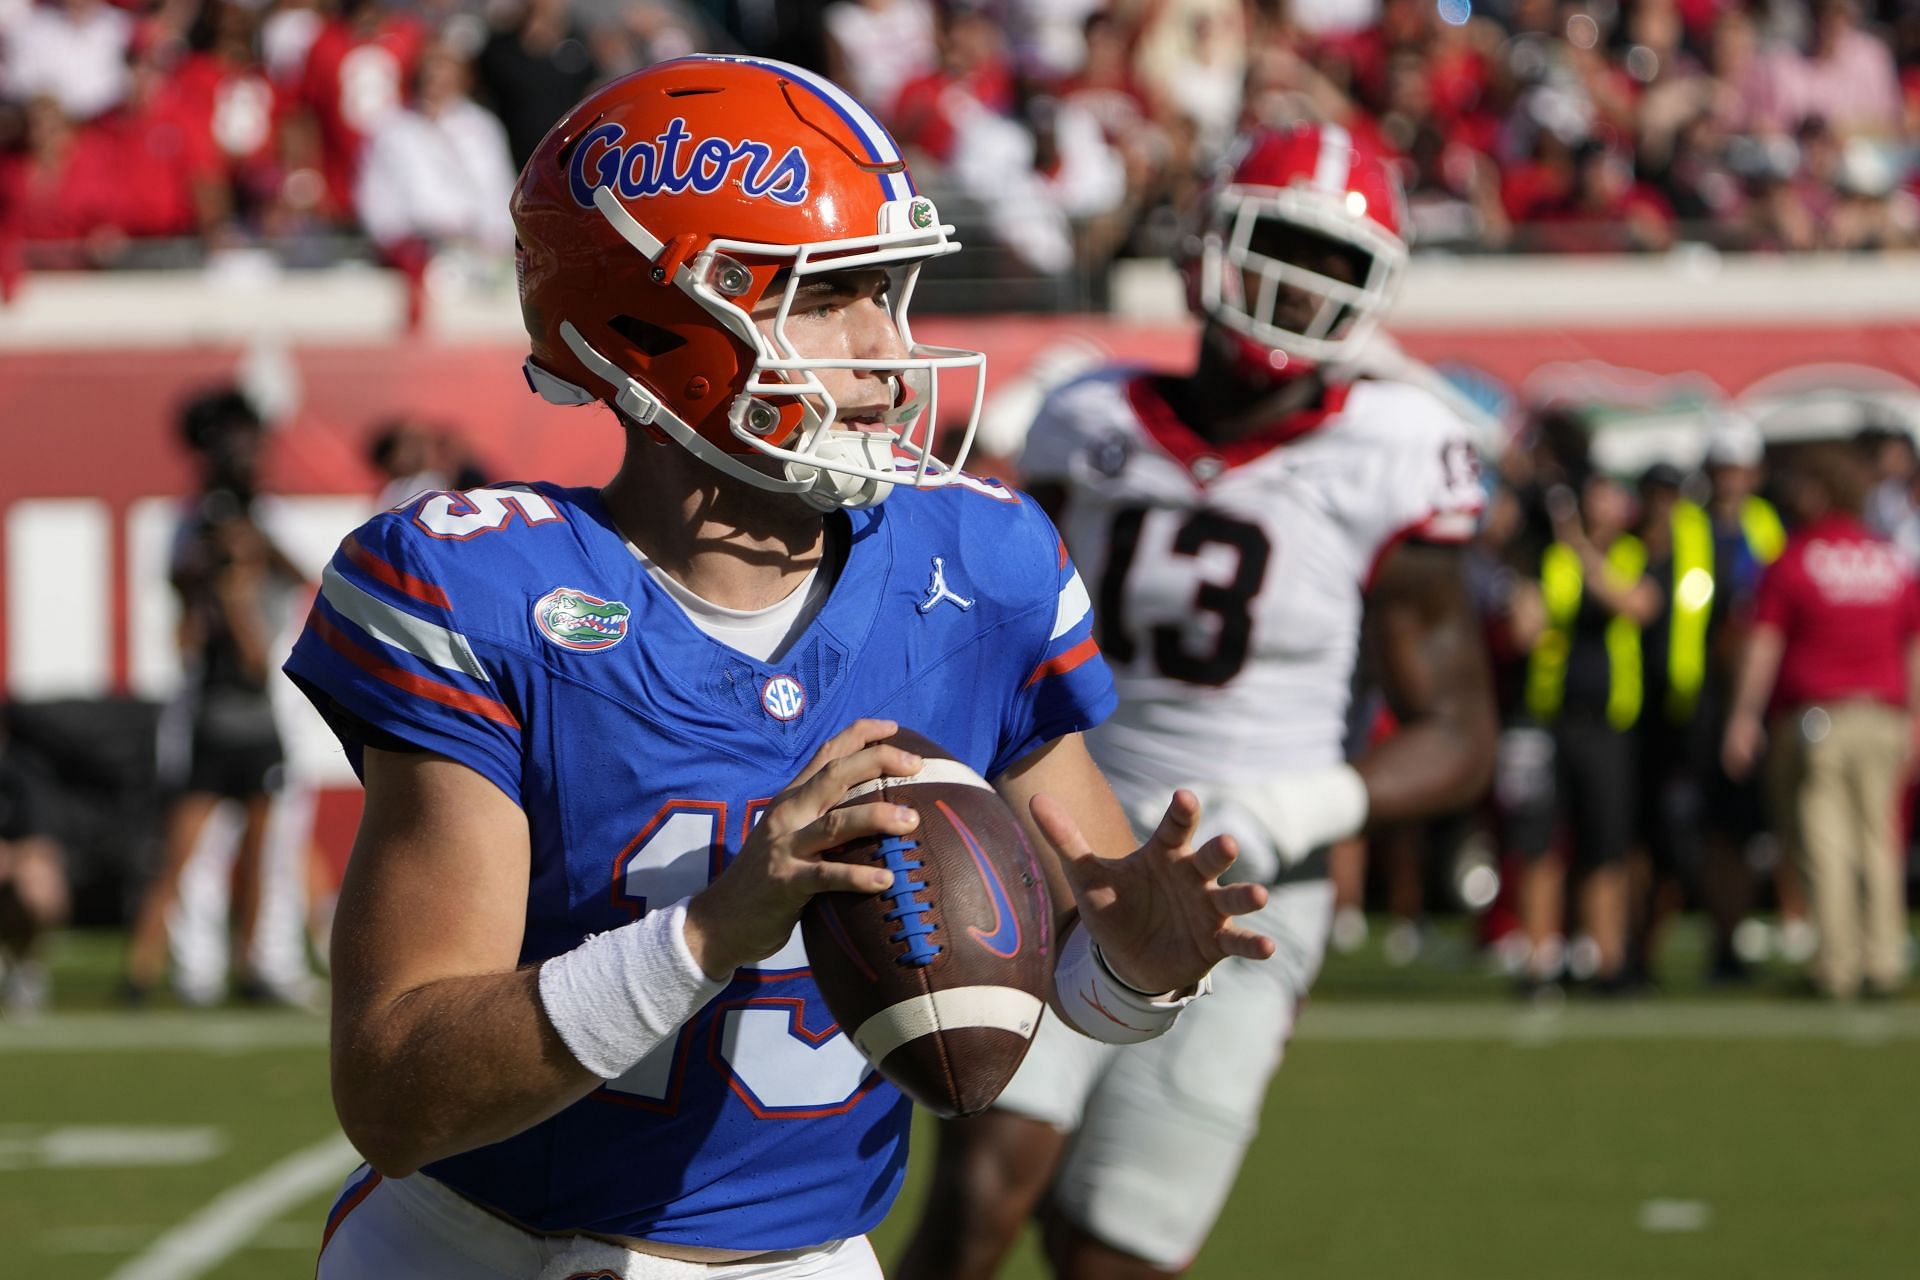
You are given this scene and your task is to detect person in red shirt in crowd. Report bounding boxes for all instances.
[0,35,229,287]
[171,0,286,232]
[889,5,1014,165]
[1422,17,1499,153]
[94,31,226,241]
[1528,139,1676,252]
[1723,440,1919,1001]
[1056,9,1155,153]
[295,0,426,220]
[0,94,124,274]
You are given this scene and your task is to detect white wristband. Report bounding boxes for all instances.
[1052,923,1209,1045]
[538,900,730,1080]
[1226,762,1369,868]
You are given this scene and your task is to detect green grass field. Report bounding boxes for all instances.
[4,924,1916,1279]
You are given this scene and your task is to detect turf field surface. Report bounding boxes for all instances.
[4,928,1915,1279]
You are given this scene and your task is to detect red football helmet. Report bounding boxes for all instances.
[513,56,984,510]
[1192,123,1409,377]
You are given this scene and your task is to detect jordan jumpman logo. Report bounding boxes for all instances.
[917,556,975,613]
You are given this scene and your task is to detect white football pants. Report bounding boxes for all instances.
[994,877,1334,1270]
[317,1166,883,1280]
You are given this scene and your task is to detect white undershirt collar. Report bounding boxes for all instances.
[625,541,834,664]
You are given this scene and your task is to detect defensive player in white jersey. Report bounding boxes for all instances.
[900,125,1499,1279]
[296,60,1274,1280]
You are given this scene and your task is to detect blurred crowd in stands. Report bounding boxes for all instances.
[3,0,1918,299]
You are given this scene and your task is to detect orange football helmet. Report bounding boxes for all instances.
[513,56,984,509]
[1192,123,1409,377]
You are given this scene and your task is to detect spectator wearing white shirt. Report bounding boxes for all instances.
[260,0,326,87]
[950,91,1126,275]
[1751,0,1903,141]
[1134,0,1246,161]
[824,0,936,120]
[353,43,516,259]
[1,0,131,121]
[1286,0,1382,39]
[1007,0,1106,81]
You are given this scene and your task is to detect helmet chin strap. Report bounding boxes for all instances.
[767,373,913,511]
[559,321,914,511]
[562,319,891,510]
[786,429,897,511]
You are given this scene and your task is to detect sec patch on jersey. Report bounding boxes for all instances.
[801,729,1054,1117]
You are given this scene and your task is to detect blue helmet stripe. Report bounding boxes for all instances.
[706,55,916,200]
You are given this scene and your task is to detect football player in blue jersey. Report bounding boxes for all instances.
[290,58,1273,1280]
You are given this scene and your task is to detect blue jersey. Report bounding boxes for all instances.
[285,479,1113,1250]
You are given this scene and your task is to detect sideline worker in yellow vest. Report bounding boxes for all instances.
[1514,470,1662,993]
[1627,463,1691,989]
[1691,421,1790,984]
[1628,458,1786,986]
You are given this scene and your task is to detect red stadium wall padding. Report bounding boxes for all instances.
[8,318,1920,510]
[8,317,1920,698]
[5,315,1918,882]
[0,344,622,504]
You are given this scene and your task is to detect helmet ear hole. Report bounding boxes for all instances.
[608,314,688,358]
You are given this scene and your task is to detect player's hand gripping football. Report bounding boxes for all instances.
[1032,789,1276,995]
[682,719,922,979]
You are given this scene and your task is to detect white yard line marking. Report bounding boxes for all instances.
[0,1125,223,1170]
[0,1012,327,1054]
[1638,1199,1712,1232]
[101,1133,358,1280]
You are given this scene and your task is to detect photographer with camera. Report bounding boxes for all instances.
[123,387,306,1006]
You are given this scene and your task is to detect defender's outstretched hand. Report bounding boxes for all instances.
[1031,789,1275,996]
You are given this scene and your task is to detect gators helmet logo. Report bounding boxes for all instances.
[534,587,631,652]
[566,117,810,209]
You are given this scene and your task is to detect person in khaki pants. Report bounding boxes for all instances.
[1724,442,1920,999]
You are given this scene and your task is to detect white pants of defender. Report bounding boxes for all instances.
[994,878,1334,1270]
[317,1166,881,1280]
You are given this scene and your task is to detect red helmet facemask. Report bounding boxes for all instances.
[1190,124,1410,382]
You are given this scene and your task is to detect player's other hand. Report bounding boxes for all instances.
[1032,789,1275,996]
[683,719,922,979]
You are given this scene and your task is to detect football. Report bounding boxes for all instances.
[801,728,1055,1117]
